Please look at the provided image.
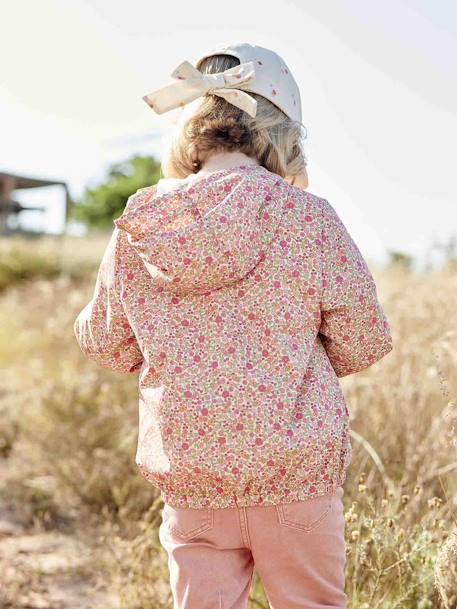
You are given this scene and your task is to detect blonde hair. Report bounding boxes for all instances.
[162,54,308,180]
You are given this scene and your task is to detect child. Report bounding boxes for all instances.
[74,42,393,609]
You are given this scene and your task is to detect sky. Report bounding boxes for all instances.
[1,0,456,269]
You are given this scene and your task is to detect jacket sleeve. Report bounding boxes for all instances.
[73,227,144,374]
[318,198,393,378]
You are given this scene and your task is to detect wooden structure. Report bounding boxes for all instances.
[0,171,72,235]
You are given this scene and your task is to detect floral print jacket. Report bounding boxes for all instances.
[74,164,393,509]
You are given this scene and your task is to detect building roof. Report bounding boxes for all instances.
[0,171,68,189]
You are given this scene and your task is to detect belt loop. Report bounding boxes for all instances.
[238,506,252,549]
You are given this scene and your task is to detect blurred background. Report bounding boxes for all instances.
[1,0,457,269]
[1,2,457,609]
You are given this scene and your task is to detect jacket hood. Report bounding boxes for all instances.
[113,164,290,295]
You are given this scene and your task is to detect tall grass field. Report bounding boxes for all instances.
[1,234,456,609]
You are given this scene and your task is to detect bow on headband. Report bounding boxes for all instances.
[142,60,258,118]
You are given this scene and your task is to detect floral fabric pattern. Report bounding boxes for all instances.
[74,164,393,509]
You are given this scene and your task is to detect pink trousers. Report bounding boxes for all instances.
[159,485,347,609]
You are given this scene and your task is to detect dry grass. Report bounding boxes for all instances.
[0,235,456,608]
[0,233,108,292]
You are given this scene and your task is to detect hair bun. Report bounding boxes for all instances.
[199,116,250,149]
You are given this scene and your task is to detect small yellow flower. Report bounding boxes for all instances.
[351,530,360,541]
